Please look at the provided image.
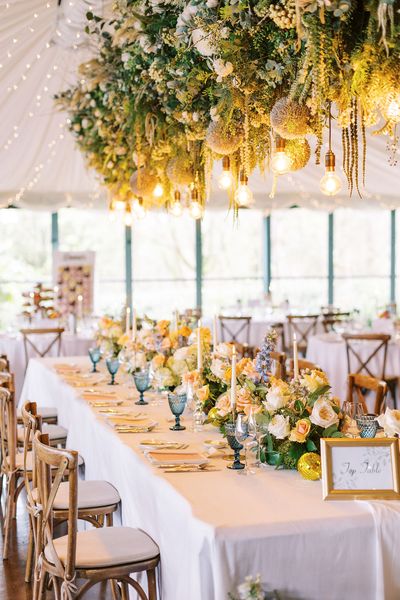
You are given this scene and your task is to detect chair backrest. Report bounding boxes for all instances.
[286,315,319,354]
[20,327,65,371]
[0,355,10,371]
[21,402,42,494]
[270,351,287,379]
[347,373,387,414]
[322,312,351,333]
[342,333,390,379]
[218,316,252,346]
[288,358,320,380]
[34,431,78,584]
[0,382,17,473]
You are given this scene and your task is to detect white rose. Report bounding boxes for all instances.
[215,342,233,359]
[210,358,227,379]
[310,398,339,428]
[263,384,289,413]
[170,358,189,377]
[215,393,231,417]
[377,408,400,437]
[212,59,233,80]
[154,367,176,389]
[268,414,290,440]
[174,347,189,361]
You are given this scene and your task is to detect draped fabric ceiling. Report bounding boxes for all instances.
[1,0,399,212]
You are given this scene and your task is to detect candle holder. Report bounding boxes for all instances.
[225,422,245,470]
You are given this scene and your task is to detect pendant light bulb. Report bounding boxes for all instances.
[169,191,183,217]
[153,182,164,198]
[387,98,400,123]
[271,137,291,175]
[132,197,146,219]
[235,171,254,208]
[320,107,341,196]
[218,156,234,190]
[113,198,126,211]
[124,202,133,227]
[189,188,204,219]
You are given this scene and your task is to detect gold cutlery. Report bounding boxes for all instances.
[162,464,219,473]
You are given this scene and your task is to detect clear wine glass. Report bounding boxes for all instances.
[235,413,257,475]
[247,408,267,468]
[342,400,364,437]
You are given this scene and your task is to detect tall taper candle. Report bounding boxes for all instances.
[197,320,203,371]
[132,308,137,340]
[125,306,131,334]
[213,315,218,349]
[230,346,237,410]
[293,333,299,380]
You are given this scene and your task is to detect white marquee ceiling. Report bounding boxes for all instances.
[1,0,399,212]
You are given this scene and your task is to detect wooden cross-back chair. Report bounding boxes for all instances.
[322,312,351,333]
[347,374,387,415]
[218,316,252,346]
[20,327,65,372]
[288,358,320,380]
[0,354,10,370]
[21,403,121,588]
[33,431,160,600]
[342,333,398,406]
[270,351,287,380]
[286,315,319,356]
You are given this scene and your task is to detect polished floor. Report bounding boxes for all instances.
[0,490,113,600]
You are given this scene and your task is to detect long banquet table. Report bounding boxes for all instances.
[20,357,400,600]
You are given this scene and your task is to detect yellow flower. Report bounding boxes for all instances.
[117,334,129,346]
[289,418,311,443]
[224,366,232,383]
[156,320,170,335]
[178,325,192,337]
[300,370,330,393]
[196,384,209,403]
[151,354,165,370]
[198,326,211,344]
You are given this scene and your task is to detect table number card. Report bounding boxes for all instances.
[321,438,400,500]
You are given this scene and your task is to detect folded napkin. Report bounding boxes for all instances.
[108,416,151,427]
[82,391,118,401]
[54,364,80,371]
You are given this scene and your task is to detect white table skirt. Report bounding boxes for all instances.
[0,332,93,399]
[307,333,400,403]
[19,356,400,600]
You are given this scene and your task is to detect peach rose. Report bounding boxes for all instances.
[236,387,252,412]
[289,418,311,443]
[196,384,210,403]
[151,353,165,370]
[215,393,232,417]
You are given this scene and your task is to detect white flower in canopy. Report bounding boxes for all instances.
[212,58,233,82]
[192,28,215,57]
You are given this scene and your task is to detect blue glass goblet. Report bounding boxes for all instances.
[88,346,101,373]
[133,368,151,405]
[225,422,245,470]
[168,392,187,431]
[105,357,120,385]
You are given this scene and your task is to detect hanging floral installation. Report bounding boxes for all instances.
[56,0,400,215]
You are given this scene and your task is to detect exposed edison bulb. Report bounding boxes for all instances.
[387,98,400,123]
[132,198,146,219]
[189,201,204,219]
[235,183,254,207]
[153,182,164,198]
[124,211,133,226]
[271,151,291,175]
[113,198,126,211]
[319,171,342,196]
[169,201,183,217]
[218,156,233,190]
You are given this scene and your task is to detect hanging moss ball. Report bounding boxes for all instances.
[286,138,311,171]
[205,121,243,155]
[270,97,312,139]
[166,155,193,186]
[129,168,157,197]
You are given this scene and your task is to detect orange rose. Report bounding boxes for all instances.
[178,325,192,337]
[236,387,252,412]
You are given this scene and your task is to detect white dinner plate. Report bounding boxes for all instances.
[145,450,208,467]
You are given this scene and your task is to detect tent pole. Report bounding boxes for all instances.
[263,214,271,295]
[195,219,202,311]
[51,212,59,252]
[390,209,396,305]
[125,225,133,311]
[328,213,334,306]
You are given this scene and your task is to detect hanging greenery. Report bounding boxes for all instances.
[55,0,400,210]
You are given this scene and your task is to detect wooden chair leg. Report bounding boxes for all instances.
[52,575,62,600]
[25,518,34,582]
[121,581,130,600]
[147,568,157,600]
[106,511,113,526]
[3,474,16,559]
[110,580,121,600]
[37,570,48,600]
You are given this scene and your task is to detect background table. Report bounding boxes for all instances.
[19,356,400,600]
[307,333,400,403]
[0,331,93,399]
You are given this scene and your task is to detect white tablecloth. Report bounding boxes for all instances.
[307,333,400,403]
[20,356,400,600]
[0,332,93,399]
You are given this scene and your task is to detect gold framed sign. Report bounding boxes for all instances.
[321,438,400,500]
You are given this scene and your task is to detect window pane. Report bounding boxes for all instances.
[271,209,328,310]
[202,210,264,314]
[58,209,125,314]
[132,213,195,317]
[334,209,390,315]
[0,209,51,327]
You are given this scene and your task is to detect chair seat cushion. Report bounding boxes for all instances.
[45,527,159,569]
[17,406,58,422]
[11,451,84,472]
[33,480,120,510]
[17,423,67,443]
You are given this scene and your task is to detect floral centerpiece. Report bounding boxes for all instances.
[95,316,125,358]
[229,575,280,600]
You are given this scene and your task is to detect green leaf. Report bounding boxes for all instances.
[266,451,282,466]
[308,385,331,406]
[331,431,345,438]
[323,424,339,437]
[306,439,318,452]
